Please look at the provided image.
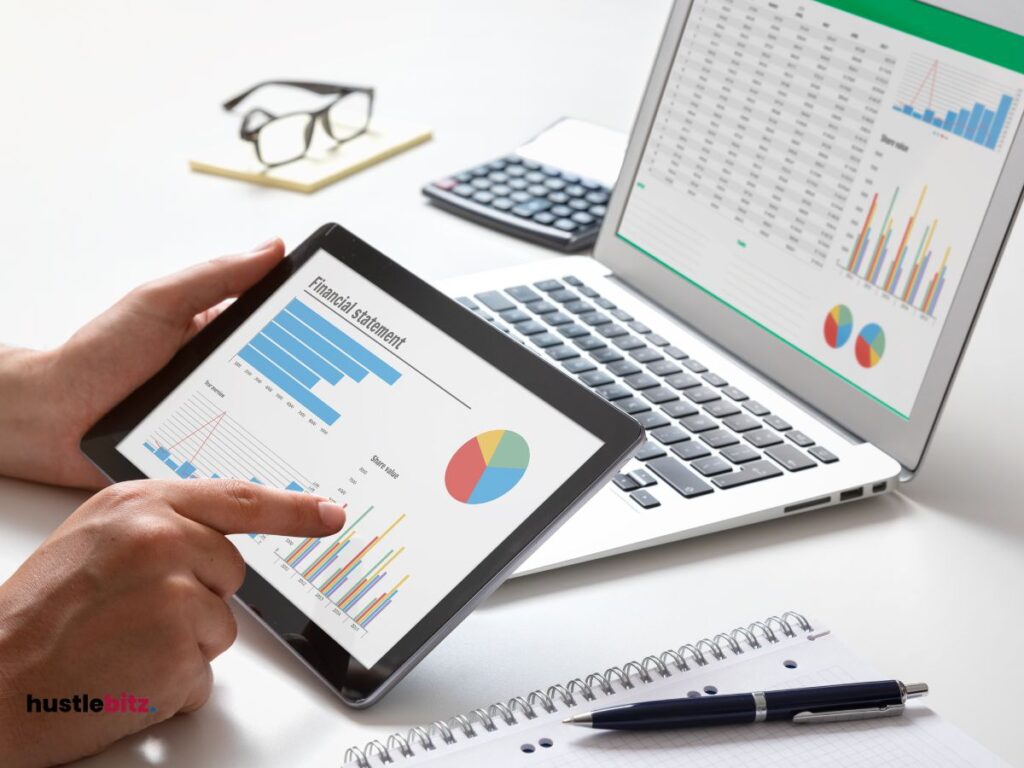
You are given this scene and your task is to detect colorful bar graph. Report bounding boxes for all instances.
[844,184,953,318]
[236,298,403,427]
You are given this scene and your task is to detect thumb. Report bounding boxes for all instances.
[137,238,285,323]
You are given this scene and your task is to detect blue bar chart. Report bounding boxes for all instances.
[893,55,1019,151]
[237,298,402,426]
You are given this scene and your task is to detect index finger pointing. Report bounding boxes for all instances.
[155,479,346,536]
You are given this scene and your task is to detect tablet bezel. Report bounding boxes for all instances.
[80,223,643,706]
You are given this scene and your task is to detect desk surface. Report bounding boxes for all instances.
[0,1,1021,765]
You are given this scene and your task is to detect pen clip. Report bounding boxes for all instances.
[792,703,905,724]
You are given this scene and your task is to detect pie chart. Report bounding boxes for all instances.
[445,430,530,505]
[855,323,885,368]
[823,304,853,349]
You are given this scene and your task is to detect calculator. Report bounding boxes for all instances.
[423,155,612,251]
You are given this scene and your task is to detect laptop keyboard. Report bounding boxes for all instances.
[455,276,840,511]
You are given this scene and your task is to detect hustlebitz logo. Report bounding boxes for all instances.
[26,693,157,714]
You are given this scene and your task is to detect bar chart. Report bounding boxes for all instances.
[236,297,402,426]
[277,505,411,632]
[843,183,951,318]
[893,55,1019,151]
[142,391,315,492]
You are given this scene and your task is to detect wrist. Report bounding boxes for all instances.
[0,346,63,484]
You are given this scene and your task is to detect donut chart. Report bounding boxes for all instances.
[823,304,853,349]
[445,430,530,505]
[855,323,886,368]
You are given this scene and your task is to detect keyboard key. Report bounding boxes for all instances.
[646,457,714,498]
[685,386,721,404]
[666,372,701,390]
[630,347,663,364]
[681,414,717,433]
[702,372,728,387]
[565,300,593,314]
[531,332,563,348]
[546,345,578,361]
[662,400,699,418]
[475,291,515,312]
[611,308,634,322]
[745,428,784,448]
[701,429,739,449]
[515,320,546,336]
[543,312,573,326]
[579,370,613,387]
[808,445,839,464]
[629,489,661,509]
[786,430,814,447]
[549,288,577,303]
[597,324,629,338]
[608,359,641,377]
[558,323,589,339]
[648,360,682,376]
[614,335,646,351]
[643,386,680,404]
[764,414,792,431]
[562,358,595,374]
[744,401,771,416]
[766,444,816,472]
[575,335,606,351]
[616,397,651,415]
[692,456,734,477]
[635,441,667,461]
[672,441,711,461]
[651,425,690,445]
[704,400,740,418]
[591,348,623,363]
[529,300,557,314]
[722,413,762,432]
[554,218,578,232]
[562,275,583,286]
[635,411,670,430]
[712,460,782,489]
[455,296,479,310]
[664,345,688,360]
[625,373,660,390]
[594,297,617,310]
[628,468,658,488]
[534,279,563,292]
[580,311,612,326]
[629,320,651,334]
[499,308,531,324]
[647,334,670,347]
[596,383,632,401]
[681,358,709,373]
[612,473,639,491]
[721,444,761,464]
[722,386,748,401]
[578,285,599,298]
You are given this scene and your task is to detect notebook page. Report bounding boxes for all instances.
[372,630,1004,767]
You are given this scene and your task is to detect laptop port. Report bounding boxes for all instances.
[839,487,863,502]
[784,496,831,513]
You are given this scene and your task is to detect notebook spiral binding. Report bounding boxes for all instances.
[344,611,812,768]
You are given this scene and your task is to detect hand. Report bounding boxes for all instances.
[0,479,346,767]
[0,238,285,489]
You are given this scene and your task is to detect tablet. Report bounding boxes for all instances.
[81,223,642,707]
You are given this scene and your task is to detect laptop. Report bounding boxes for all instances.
[440,0,1024,575]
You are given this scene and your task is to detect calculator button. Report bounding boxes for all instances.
[548,191,569,204]
[585,191,610,204]
[581,178,601,190]
[545,178,567,191]
[551,205,573,217]
[508,178,528,190]
[470,165,490,176]
[590,204,607,217]
[453,183,474,197]
[554,218,578,232]
[569,198,590,211]
[571,212,595,225]
[521,159,540,170]
[505,165,525,177]
[565,184,586,197]
[533,212,556,225]
[510,191,531,203]
[471,177,492,189]
[454,172,473,182]
[434,178,458,190]
[527,184,548,197]
[487,171,508,183]
[512,199,551,217]
[490,184,511,197]
[492,197,514,211]
[525,171,545,183]
[472,191,494,204]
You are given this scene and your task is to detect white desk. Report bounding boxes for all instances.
[0,1,1021,765]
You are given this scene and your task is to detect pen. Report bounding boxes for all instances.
[563,680,929,730]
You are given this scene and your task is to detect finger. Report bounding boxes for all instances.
[188,580,239,661]
[180,661,214,714]
[184,519,248,598]
[156,478,347,537]
[138,238,285,323]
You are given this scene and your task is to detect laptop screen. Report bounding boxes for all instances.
[616,0,1024,419]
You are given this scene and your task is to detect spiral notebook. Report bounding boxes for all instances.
[344,612,1004,767]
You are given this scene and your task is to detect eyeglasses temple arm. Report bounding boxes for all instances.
[223,81,375,111]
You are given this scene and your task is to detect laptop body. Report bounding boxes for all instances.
[440,0,1024,575]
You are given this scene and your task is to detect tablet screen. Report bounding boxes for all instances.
[116,250,603,668]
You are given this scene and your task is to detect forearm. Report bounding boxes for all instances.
[0,346,62,484]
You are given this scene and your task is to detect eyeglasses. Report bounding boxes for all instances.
[223,80,375,168]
